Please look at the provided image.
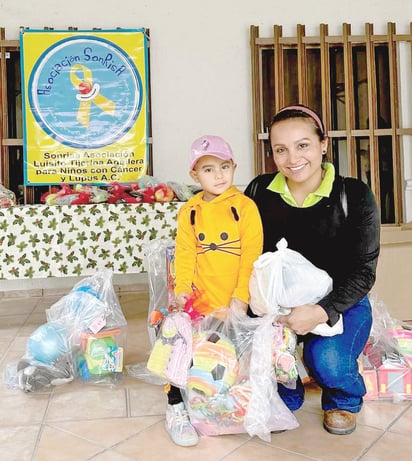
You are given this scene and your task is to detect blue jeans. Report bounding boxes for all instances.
[278,296,372,413]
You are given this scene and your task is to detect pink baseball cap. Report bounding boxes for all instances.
[190,135,234,170]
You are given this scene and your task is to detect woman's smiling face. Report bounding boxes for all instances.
[270,117,328,186]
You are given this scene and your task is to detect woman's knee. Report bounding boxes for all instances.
[304,340,345,383]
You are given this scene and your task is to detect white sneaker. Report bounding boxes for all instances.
[165,402,199,447]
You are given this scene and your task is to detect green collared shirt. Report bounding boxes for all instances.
[267,162,335,207]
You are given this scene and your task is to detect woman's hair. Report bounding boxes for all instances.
[270,104,326,142]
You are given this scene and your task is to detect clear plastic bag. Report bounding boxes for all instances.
[46,269,127,386]
[138,239,299,440]
[4,320,75,392]
[0,182,17,207]
[146,311,193,388]
[360,293,412,401]
[46,270,126,336]
[4,270,127,391]
[244,313,299,440]
[183,310,299,440]
[144,239,175,346]
[182,314,246,436]
[249,238,343,336]
[125,239,175,384]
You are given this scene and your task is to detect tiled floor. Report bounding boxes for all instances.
[1,288,411,461]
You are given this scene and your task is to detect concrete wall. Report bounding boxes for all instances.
[1,0,411,188]
[373,227,412,321]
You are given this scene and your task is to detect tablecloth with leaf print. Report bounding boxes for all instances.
[0,202,182,280]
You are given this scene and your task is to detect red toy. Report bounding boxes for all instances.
[139,185,156,203]
[71,191,92,205]
[106,182,140,204]
[39,179,176,205]
[148,291,207,327]
[40,184,78,205]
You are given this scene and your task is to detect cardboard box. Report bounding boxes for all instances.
[377,364,412,398]
[362,368,379,400]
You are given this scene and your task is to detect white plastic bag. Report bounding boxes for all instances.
[249,238,343,336]
[245,313,299,440]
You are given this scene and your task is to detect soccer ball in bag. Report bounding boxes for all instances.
[187,331,239,396]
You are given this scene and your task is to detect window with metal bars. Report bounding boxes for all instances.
[250,23,412,225]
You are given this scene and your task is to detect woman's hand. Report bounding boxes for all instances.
[277,304,329,335]
[229,297,248,314]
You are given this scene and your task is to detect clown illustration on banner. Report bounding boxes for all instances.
[20,28,150,185]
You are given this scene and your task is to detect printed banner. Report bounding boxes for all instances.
[20,29,150,185]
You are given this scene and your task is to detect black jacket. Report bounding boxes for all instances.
[245,173,381,326]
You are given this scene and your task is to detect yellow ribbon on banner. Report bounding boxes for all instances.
[70,64,116,128]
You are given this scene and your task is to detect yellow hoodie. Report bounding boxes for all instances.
[174,185,263,311]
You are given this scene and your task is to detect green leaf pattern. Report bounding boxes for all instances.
[0,202,181,279]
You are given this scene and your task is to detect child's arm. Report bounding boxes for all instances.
[232,199,263,303]
[174,206,197,301]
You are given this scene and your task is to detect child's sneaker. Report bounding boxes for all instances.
[165,402,199,447]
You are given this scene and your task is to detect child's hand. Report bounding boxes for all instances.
[211,307,229,322]
[229,297,248,314]
[175,292,191,310]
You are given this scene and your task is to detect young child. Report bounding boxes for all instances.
[165,134,263,446]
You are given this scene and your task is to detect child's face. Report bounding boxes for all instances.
[190,155,236,202]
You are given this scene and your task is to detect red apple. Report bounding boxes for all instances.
[154,185,175,202]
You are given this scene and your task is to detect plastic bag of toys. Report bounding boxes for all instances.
[144,240,216,387]
[142,239,204,386]
[146,311,193,387]
[249,237,343,336]
[360,293,412,401]
[134,239,298,440]
[143,239,176,346]
[244,314,300,439]
[127,239,176,385]
[183,310,299,441]
[46,269,127,386]
[3,320,75,392]
[3,271,126,391]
